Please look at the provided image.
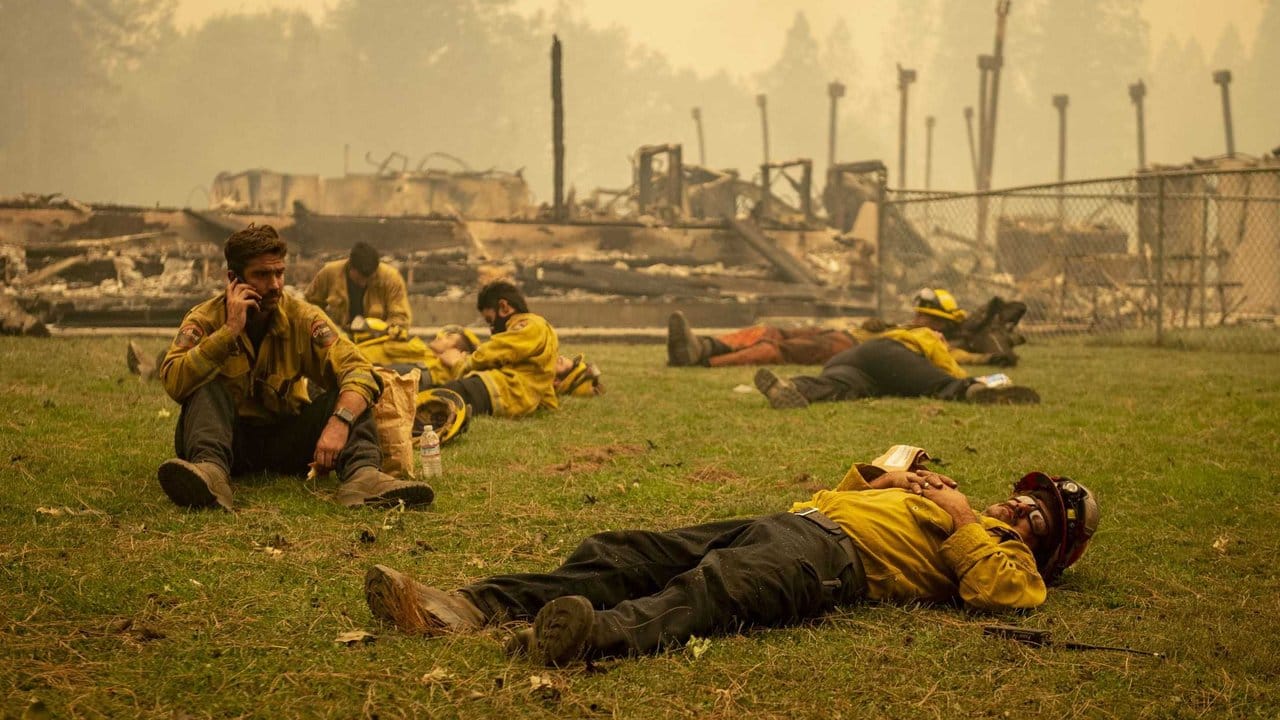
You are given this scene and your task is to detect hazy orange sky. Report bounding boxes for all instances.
[174,0,1267,76]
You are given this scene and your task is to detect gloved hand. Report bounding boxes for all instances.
[387,324,409,341]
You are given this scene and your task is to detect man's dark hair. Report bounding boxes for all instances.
[225,224,287,277]
[477,280,529,314]
[349,241,381,277]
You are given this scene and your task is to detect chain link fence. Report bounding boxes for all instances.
[875,164,1280,351]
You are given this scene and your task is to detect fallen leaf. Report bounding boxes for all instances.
[334,629,376,645]
[420,667,455,685]
[189,579,204,588]
[35,506,102,517]
[732,384,754,394]
[1212,535,1231,553]
[251,541,285,557]
[686,635,712,660]
[529,674,562,702]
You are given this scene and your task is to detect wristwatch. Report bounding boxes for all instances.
[332,407,357,426]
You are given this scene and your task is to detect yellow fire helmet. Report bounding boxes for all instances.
[414,387,470,444]
[913,288,967,324]
[555,354,605,398]
[434,324,482,353]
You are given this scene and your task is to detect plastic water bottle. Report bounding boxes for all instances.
[419,428,443,479]
[975,372,1012,388]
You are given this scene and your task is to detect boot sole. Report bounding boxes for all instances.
[970,385,1041,405]
[157,460,220,509]
[533,595,595,667]
[368,483,435,508]
[666,312,697,367]
[753,368,809,410]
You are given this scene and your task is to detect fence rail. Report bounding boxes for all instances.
[873,165,1280,351]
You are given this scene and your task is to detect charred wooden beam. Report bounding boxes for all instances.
[728,218,823,286]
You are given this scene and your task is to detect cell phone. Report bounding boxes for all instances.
[229,273,259,316]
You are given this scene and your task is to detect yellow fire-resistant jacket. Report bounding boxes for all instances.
[790,464,1047,611]
[304,260,411,330]
[879,326,967,379]
[459,313,559,418]
[160,293,380,421]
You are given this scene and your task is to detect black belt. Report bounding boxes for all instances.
[791,507,867,594]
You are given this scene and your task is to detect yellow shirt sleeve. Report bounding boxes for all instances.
[159,304,238,403]
[940,521,1047,610]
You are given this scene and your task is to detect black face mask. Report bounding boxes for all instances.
[489,312,509,334]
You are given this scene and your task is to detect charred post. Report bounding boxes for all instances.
[1128,80,1147,170]
[1053,94,1069,184]
[896,65,916,190]
[827,81,845,168]
[1053,94,1069,224]
[924,115,936,191]
[756,94,771,166]
[552,35,565,221]
[964,106,980,190]
[691,107,706,166]
[1212,70,1236,157]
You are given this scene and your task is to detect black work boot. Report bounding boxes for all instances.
[532,595,597,666]
[157,459,234,510]
[754,368,810,409]
[667,312,708,367]
[964,383,1040,405]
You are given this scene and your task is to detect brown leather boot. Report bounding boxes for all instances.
[364,564,486,635]
[753,368,810,410]
[335,467,434,508]
[157,459,234,510]
[667,311,708,367]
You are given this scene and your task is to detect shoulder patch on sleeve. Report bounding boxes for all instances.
[310,318,338,348]
[176,324,204,349]
[508,318,530,333]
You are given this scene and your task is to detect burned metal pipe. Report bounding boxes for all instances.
[924,115,935,191]
[827,81,845,168]
[1213,69,1236,157]
[1128,80,1147,170]
[964,106,980,190]
[552,35,565,221]
[897,65,916,190]
[756,94,771,166]
[1053,94,1069,184]
[691,107,706,166]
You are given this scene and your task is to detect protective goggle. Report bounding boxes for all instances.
[1012,495,1051,537]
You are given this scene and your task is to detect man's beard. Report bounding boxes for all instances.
[490,313,509,334]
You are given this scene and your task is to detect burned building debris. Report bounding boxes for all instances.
[0,148,879,331]
[3,146,1276,336]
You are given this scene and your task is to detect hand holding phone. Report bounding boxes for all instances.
[225,275,262,334]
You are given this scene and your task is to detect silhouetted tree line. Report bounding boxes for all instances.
[1,0,1276,205]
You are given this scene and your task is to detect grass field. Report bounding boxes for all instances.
[2,335,1279,719]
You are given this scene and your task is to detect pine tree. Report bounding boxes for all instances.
[1240,0,1280,155]
[1021,0,1149,179]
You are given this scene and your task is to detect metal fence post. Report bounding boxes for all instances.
[1155,174,1165,346]
[876,168,888,319]
[1199,191,1209,328]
